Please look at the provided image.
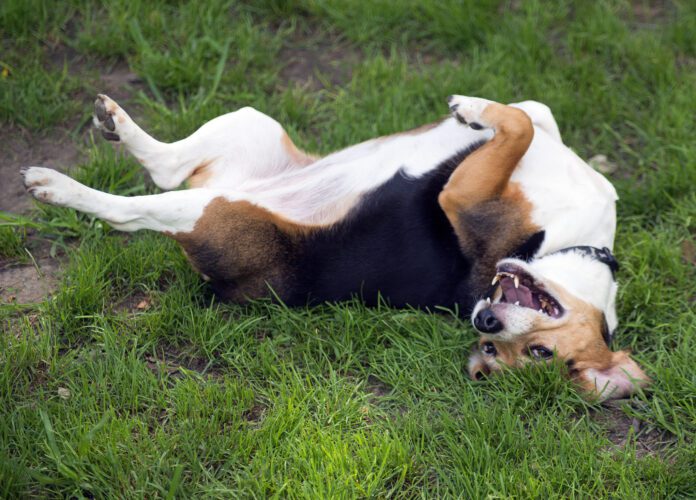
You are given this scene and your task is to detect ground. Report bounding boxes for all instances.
[1,1,695,497]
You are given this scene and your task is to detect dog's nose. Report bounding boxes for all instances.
[474,309,503,334]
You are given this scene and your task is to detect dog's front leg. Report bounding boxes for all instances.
[21,167,221,233]
[438,95,534,222]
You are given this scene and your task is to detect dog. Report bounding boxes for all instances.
[21,94,648,400]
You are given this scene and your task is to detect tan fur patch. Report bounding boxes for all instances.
[438,104,533,219]
[171,197,317,301]
[281,133,318,167]
[377,118,445,141]
[187,159,216,188]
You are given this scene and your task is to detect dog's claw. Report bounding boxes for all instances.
[94,97,108,122]
[94,95,121,142]
[101,130,120,141]
[103,115,115,131]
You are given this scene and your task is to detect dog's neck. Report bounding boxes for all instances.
[548,246,619,277]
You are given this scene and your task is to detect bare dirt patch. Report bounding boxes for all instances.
[0,258,61,304]
[279,31,361,90]
[1,126,82,214]
[629,0,672,27]
[144,343,223,380]
[594,404,677,459]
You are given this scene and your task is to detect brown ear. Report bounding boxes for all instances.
[468,349,491,381]
[577,350,649,401]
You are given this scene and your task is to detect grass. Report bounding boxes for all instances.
[1,0,695,497]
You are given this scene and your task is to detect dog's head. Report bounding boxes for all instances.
[468,249,648,400]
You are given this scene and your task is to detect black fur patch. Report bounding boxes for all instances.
[286,142,487,313]
[511,230,546,262]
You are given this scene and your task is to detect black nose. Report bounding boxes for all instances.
[474,309,503,334]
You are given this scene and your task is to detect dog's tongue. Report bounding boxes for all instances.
[500,277,534,307]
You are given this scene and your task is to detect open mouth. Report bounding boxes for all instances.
[486,263,564,318]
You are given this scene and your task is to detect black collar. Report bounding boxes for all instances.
[549,246,619,278]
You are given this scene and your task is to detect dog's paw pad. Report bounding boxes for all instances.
[93,94,123,142]
[448,95,493,130]
[21,167,78,206]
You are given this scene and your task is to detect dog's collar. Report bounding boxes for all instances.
[549,246,619,278]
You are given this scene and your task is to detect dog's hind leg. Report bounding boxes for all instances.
[93,95,317,191]
[22,166,223,233]
[22,166,309,300]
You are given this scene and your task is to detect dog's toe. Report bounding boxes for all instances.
[448,95,493,130]
[93,94,122,142]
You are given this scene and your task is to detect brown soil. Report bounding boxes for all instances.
[1,126,82,214]
[279,30,361,90]
[594,403,677,459]
[0,258,61,304]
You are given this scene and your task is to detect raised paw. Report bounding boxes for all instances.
[447,95,494,130]
[21,167,84,206]
[93,94,130,142]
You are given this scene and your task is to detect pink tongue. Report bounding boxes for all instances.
[500,278,533,306]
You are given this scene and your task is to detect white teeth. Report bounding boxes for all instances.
[486,297,491,304]
[538,308,544,313]
[491,275,500,285]
[514,301,520,306]
[553,307,559,316]
[514,275,520,288]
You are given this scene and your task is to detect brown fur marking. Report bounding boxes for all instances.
[187,159,216,188]
[281,133,318,167]
[172,197,316,301]
[378,118,445,141]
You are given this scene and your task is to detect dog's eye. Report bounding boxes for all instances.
[528,345,553,360]
[481,342,497,356]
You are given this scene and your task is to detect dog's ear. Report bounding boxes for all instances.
[467,348,491,381]
[576,350,649,400]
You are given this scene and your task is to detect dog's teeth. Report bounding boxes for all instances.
[514,301,520,306]
[538,308,544,313]
[491,275,500,285]
[486,297,491,304]
[514,275,520,288]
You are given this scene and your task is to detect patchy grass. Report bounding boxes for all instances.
[1,0,695,497]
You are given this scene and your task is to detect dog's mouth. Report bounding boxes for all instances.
[487,263,564,318]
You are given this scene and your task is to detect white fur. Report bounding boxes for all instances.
[21,167,226,233]
[528,253,618,332]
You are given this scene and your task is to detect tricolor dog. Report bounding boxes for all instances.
[22,94,648,400]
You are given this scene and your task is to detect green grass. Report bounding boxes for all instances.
[1,0,695,497]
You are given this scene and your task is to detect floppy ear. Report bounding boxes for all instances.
[578,350,649,401]
[468,348,491,381]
